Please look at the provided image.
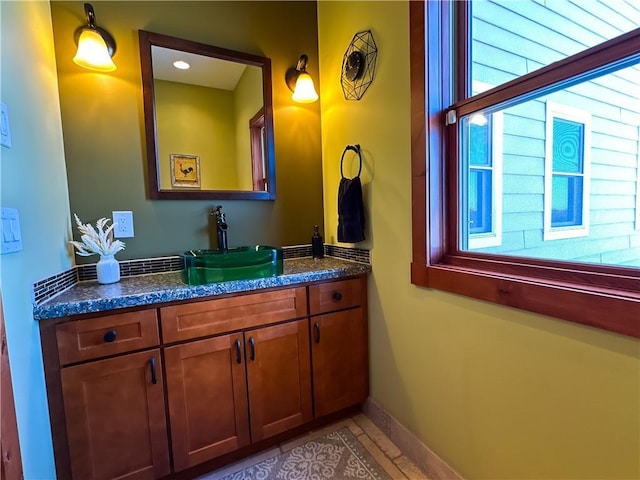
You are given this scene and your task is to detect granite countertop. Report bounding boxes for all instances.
[34,257,371,320]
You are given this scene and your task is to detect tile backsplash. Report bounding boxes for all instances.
[325,244,370,264]
[32,268,78,305]
[77,256,184,282]
[33,243,370,306]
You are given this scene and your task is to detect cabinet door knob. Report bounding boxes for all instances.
[248,337,255,361]
[103,330,117,343]
[235,339,242,364]
[332,291,343,301]
[149,357,157,385]
[313,322,320,343]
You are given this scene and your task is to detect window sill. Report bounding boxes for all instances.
[411,262,640,338]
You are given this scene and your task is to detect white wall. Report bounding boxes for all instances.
[0,1,72,478]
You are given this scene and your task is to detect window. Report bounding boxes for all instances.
[468,120,493,234]
[550,118,584,227]
[544,103,591,240]
[466,112,503,249]
[410,1,640,337]
[466,82,503,250]
[636,133,640,231]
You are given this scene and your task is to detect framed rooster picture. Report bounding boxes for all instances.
[170,154,201,188]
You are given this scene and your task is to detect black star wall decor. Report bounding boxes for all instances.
[340,30,378,101]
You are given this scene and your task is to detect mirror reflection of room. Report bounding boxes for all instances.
[152,46,266,192]
[139,29,276,200]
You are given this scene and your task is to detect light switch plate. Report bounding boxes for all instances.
[1,208,23,254]
[1,103,12,149]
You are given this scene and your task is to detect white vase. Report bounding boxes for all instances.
[96,255,120,284]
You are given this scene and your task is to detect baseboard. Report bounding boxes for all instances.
[363,397,464,480]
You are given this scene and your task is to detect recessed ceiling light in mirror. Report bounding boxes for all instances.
[151,45,248,90]
[173,60,190,70]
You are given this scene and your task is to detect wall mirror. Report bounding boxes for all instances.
[139,30,276,200]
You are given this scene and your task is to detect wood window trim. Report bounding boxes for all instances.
[249,108,267,192]
[409,1,640,338]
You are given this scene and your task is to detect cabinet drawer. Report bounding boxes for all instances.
[309,278,363,315]
[56,309,160,366]
[160,287,307,343]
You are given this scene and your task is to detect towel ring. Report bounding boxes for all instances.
[340,144,362,179]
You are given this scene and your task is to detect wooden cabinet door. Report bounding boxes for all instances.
[164,334,250,471]
[245,319,312,442]
[60,350,169,480]
[1,292,22,480]
[311,308,368,417]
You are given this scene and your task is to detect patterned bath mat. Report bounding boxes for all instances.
[220,427,392,480]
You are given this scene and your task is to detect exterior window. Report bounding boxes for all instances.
[465,112,503,249]
[636,135,640,230]
[544,103,591,240]
[465,81,503,250]
[469,121,492,234]
[410,1,640,338]
[551,119,583,226]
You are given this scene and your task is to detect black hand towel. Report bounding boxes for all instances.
[338,175,365,243]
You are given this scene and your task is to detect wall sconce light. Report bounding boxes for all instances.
[285,54,319,103]
[73,3,117,72]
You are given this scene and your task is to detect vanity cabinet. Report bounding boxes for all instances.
[164,333,249,471]
[160,287,311,470]
[164,318,312,471]
[41,275,367,480]
[244,319,313,442]
[54,311,170,480]
[159,287,307,343]
[309,277,368,417]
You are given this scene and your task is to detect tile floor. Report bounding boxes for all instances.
[197,414,429,480]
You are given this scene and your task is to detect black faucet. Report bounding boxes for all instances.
[211,206,228,253]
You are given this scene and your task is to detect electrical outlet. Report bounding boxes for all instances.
[112,211,134,238]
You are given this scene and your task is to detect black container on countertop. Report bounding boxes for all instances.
[312,225,324,259]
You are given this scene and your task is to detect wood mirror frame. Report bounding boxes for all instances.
[139,30,276,200]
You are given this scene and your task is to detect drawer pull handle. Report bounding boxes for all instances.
[314,322,320,343]
[149,357,157,385]
[249,337,255,361]
[235,339,242,364]
[332,292,343,301]
[103,330,117,343]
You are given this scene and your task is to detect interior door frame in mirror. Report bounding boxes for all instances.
[139,30,276,200]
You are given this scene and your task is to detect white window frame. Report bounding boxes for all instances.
[469,81,503,249]
[543,102,591,241]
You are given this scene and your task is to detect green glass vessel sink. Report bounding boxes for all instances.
[181,245,283,285]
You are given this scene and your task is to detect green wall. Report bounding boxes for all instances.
[156,80,239,190]
[317,2,640,479]
[0,2,72,479]
[50,1,324,261]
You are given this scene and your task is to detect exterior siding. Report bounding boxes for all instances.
[468,0,640,267]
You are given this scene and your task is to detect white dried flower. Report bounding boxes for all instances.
[69,214,125,257]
